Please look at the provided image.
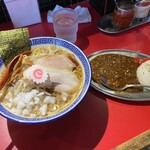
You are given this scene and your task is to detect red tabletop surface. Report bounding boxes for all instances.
[0,2,150,150]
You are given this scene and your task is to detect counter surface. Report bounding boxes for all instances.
[0,2,150,150]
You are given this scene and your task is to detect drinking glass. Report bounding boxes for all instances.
[53,8,78,43]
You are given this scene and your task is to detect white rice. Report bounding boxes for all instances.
[137,60,150,85]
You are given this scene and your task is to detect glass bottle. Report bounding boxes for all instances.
[112,1,135,29]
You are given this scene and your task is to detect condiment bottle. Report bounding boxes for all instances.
[112,2,135,29]
[134,1,150,21]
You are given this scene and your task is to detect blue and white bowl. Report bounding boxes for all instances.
[0,37,91,124]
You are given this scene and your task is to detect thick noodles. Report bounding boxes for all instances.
[0,45,84,118]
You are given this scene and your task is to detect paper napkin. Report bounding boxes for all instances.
[47,5,92,23]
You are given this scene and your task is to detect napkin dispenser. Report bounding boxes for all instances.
[89,0,116,15]
[4,0,41,28]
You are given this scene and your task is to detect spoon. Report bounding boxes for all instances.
[0,50,31,90]
[100,76,150,91]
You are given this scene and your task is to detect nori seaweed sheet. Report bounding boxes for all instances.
[0,28,31,66]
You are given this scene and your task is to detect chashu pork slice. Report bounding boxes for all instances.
[33,54,76,70]
[45,67,80,93]
[23,66,80,93]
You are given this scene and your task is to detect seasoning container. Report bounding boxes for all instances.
[134,1,150,21]
[112,2,135,29]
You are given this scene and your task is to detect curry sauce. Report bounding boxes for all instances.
[90,54,141,92]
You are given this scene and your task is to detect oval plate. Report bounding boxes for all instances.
[88,49,150,101]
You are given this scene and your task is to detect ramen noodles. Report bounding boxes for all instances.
[0,45,84,118]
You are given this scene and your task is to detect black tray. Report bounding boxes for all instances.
[97,13,150,34]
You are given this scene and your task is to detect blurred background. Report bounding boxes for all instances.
[0,0,144,24]
[0,0,86,23]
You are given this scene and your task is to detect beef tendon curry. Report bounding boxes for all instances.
[90,54,141,92]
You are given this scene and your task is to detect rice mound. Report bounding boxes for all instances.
[137,60,150,85]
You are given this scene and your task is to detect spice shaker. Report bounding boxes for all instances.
[112,1,135,29]
[134,1,150,21]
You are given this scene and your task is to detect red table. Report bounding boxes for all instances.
[0,2,150,150]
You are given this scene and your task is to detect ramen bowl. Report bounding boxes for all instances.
[0,37,91,124]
